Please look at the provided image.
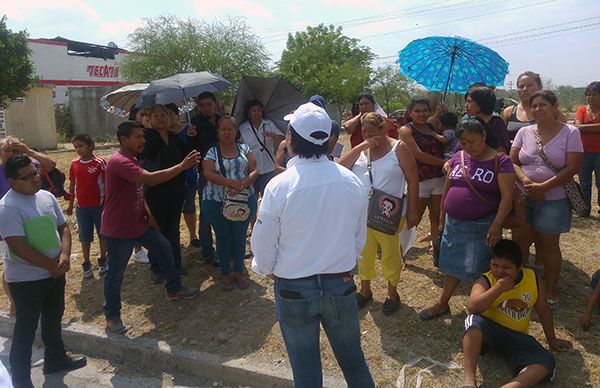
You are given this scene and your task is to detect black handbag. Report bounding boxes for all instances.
[365,150,404,235]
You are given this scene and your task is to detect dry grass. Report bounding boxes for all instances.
[1,134,599,387]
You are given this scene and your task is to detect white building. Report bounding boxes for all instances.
[28,37,130,104]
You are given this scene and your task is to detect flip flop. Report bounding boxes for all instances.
[356,293,373,309]
[418,307,451,321]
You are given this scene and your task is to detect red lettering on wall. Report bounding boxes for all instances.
[86,65,120,78]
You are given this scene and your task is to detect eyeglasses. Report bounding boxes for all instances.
[16,170,41,181]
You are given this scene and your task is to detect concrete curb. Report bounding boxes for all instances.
[0,314,346,387]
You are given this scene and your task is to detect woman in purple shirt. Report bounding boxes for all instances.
[510,91,583,309]
[420,118,515,320]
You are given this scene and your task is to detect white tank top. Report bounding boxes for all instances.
[352,140,406,199]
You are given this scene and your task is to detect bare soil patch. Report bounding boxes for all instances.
[1,135,599,387]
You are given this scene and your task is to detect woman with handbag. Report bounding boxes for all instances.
[510,90,584,310]
[201,115,258,291]
[420,118,515,320]
[339,112,419,315]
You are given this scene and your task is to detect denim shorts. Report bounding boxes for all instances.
[419,176,445,198]
[75,205,103,243]
[525,198,571,234]
[438,213,493,282]
[182,183,197,214]
[464,314,556,380]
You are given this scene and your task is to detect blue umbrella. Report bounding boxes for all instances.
[397,36,509,100]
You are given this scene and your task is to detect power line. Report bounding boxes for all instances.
[361,0,560,40]
[370,15,600,62]
[261,0,505,43]
[254,0,452,34]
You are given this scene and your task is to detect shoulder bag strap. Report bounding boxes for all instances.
[533,124,559,173]
[460,150,497,211]
[216,145,228,179]
[366,149,374,189]
[250,122,275,163]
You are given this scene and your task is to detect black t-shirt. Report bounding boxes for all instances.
[139,128,186,199]
[191,113,220,156]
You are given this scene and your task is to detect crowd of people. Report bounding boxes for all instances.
[0,72,599,388]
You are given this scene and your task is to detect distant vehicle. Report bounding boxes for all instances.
[495,97,518,113]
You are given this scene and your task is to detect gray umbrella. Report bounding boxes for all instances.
[140,71,232,120]
[232,76,305,132]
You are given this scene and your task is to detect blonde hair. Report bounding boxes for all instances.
[0,136,19,151]
[360,112,384,128]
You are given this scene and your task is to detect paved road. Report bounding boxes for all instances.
[0,335,245,388]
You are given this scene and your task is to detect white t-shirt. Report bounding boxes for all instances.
[0,189,66,282]
[239,119,283,175]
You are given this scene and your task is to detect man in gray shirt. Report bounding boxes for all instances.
[0,155,86,388]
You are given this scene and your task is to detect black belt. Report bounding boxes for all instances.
[279,272,353,281]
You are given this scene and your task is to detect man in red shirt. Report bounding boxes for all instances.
[101,121,200,333]
[575,81,600,216]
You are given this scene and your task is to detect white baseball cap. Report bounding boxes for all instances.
[284,102,331,145]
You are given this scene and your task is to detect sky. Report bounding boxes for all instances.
[3,0,600,88]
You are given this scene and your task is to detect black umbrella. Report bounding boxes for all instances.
[232,76,305,132]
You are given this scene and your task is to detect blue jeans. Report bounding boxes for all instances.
[103,228,182,319]
[274,277,374,388]
[201,196,257,275]
[578,152,600,213]
[197,175,215,259]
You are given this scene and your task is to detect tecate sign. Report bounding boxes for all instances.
[87,65,119,78]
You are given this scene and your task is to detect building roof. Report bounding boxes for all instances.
[28,36,129,59]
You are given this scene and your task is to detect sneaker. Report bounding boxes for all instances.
[82,262,93,279]
[150,271,165,284]
[166,286,198,300]
[131,249,150,264]
[106,317,127,333]
[98,257,107,275]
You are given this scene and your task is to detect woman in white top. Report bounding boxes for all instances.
[238,99,285,197]
[339,112,419,315]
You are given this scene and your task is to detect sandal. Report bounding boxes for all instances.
[234,272,250,290]
[382,296,400,315]
[418,306,451,321]
[220,275,234,291]
[356,292,373,309]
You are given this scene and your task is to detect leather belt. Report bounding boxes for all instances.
[280,272,353,281]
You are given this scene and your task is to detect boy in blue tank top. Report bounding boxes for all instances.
[461,239,572,388]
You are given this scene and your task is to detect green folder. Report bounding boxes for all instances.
[23,215,60,252]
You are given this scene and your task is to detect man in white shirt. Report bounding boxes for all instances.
[251,102,374,388]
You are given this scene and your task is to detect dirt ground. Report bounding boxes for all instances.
[1,133,599,387]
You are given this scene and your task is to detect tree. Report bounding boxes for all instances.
[121,16,271,98]
[278,24,374,105]
[0,16,36,108]
[370,63,418,113]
